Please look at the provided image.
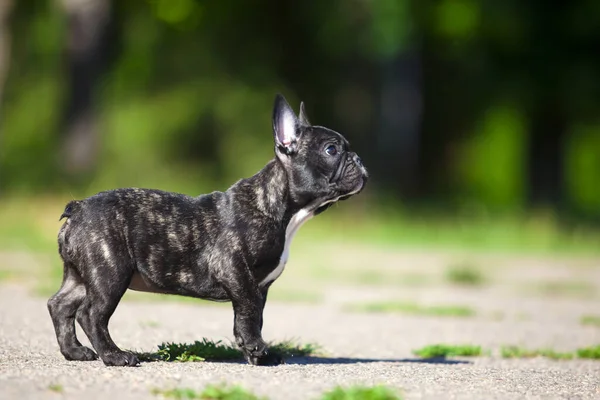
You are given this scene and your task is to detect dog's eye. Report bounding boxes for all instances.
[325,145,337,156]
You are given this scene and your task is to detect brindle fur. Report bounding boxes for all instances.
[48,94,367,366]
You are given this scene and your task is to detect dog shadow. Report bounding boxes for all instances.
[284,356,471,365]
[134,348,471,366]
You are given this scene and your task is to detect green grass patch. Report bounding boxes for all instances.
[152,384,265,400]
[445,263,485,286]
[580,315,600,327]
[577,345,600,359]
[500,345,600,360]
[135,338,320,362]
[532,281,596,298]
[412,344,483,358]
[0,270,15,282]
[413,343,600,360]
[500,346,574,360]
[152,384,402,400]
[346,301,475,318]
[0,197,67,253]
[269,341,322,358]
[136,339,241,362]
[321,385,402,400]
[48,384,63,393]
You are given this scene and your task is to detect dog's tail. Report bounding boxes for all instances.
[58,200,81,261]
[59,200,81,221]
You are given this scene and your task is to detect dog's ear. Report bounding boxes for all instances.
[298,101,311,126]
[273,94,300,157]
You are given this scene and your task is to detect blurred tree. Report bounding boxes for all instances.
[523,1,569,210]
[0,0,598,219]
[371,0,422,198]
[0,0,12,194]
[59,0,114,180]
[0,0,12,112]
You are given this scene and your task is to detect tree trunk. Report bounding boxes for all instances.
[0,0,12,112]
[376,51,422,198]
[527,100,566,208]
[0,0,13,196]
[59,0,111,178]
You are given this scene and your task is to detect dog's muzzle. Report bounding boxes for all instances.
[353,154,368,178]
[331,152,366,181]
[330,153,348,184]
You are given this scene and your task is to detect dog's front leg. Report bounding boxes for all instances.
[216,266,282,366]
[259,284,270,331]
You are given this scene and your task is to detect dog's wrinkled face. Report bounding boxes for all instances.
[272,95,368,212]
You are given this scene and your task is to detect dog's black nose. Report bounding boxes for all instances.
[354,155,363,167]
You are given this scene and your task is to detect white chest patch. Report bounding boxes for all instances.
[260,208,313,287]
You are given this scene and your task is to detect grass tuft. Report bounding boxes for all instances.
[135,338,320,362]
[412,344,483,358]
[321,385,402,400]
[580,315,600,327]
[533,281,595,298]
[500,346,574,360]
[159,339,239,362]
[576,345,600,359]
[152,384,403,400]
[346,301,475,318]
[135,339,239,362]
[48,384,63,393]
[445,264,485,286]
[152,384,265,400]
[267,340,322,358]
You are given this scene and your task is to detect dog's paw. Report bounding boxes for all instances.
[246,350,285,366]
[62,346,98,361]
[257,351,285,366]
[101,351,140,367]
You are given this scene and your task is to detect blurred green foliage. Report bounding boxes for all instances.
[566,125,600,213]
[457,104,527,208]
[1,0,599,221]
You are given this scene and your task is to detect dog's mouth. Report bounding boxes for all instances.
[314,178,366,215]
[315,203,333,215]
[344,178,366,199]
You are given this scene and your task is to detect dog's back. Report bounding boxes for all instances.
[58,188,205,271]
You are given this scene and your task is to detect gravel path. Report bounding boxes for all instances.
[0,247,600,400]
[1,250,600,400]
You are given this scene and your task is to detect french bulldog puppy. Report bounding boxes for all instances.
[48,94,368,367]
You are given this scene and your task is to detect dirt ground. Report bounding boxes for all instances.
[1,248,599,399]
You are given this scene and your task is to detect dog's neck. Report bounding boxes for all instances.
[228,159,305,225]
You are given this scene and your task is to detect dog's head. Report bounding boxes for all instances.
[272,94,368,213]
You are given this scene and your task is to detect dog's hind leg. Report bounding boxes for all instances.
[47,263,98,361]
[75,262,139,367]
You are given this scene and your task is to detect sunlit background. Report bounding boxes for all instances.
[1,0,600,296]
[1,4,600,396]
